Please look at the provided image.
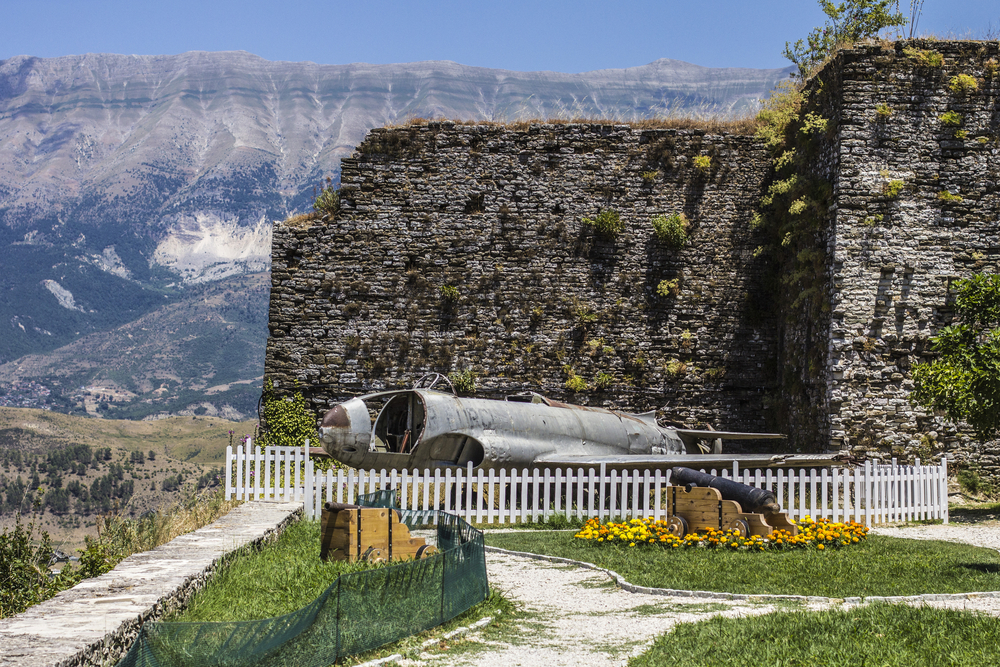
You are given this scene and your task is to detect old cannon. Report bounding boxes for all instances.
[662,467,798,537]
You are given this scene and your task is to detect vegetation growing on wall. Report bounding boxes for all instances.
[582,209,624,236]
[651,213,689,248]
[258,379,318,449]
[448,369,477,395]
[752,79,832,315]
[313,177,340,216]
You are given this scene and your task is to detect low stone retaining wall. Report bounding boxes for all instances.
[0,501,301,667]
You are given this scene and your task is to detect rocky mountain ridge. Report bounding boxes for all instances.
[0,51,793,417]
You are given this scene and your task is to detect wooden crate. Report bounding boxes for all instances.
[320,502,437,562]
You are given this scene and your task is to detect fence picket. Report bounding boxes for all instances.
[531,469,541,523]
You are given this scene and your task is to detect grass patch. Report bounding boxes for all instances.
[170,518,520,665]
[171,519,383,622]
[630,603,1000,666]
[484,532,1000,597]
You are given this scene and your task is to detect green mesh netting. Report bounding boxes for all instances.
[116,493,488,667]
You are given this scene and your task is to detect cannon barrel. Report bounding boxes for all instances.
[670,466,780,515]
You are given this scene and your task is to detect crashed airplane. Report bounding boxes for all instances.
[318,374,840,472]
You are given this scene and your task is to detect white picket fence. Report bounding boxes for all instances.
[225,441,949,526]
[224,442,308,503]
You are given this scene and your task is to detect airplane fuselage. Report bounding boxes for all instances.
[317,389,831,472]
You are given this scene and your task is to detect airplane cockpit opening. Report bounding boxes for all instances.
[373,392,425,454]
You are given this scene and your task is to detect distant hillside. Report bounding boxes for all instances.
[0,407,255,551]
[0,51,793,417]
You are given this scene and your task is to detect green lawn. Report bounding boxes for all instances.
[630,603,1000,667]
[166,518,511,665]
[170,519,381,622]
[485,531,1000,597]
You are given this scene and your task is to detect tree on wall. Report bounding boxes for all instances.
[784,1,908,78]
[911,274,1000,441]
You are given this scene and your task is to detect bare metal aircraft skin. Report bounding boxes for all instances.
[318,381,839,472]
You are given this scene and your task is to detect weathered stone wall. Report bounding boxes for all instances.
[267,123,784,440]
[266,40,1000,470]
[820,41,1000,473]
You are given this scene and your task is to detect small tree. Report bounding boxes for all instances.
[784,1,907,78]
[911,274,1000,441]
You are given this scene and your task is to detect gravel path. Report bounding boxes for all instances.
[394,520,1000,667]
[398,551,807,667]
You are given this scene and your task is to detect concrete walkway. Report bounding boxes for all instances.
[0,501,301,667]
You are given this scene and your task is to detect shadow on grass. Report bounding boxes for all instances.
[950,503,1000,523]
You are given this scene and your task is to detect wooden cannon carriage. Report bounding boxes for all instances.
[320,502,438,562]
[661,484,798,537]
[660,466,798,537]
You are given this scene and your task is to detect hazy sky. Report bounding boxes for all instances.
[2,1,997,72]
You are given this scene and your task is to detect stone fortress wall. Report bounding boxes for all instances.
[266,40,1000,474]
[814,41,1000,472]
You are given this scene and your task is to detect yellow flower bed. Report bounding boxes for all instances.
[573,515,868,551]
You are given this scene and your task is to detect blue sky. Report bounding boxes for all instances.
[1,1,997,72]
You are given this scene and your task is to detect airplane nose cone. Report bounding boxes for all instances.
[322,404,351,429]
[319,398,371,456]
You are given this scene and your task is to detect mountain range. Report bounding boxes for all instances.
[0,51,794,419]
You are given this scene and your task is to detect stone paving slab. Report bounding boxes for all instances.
[0,501,301,667]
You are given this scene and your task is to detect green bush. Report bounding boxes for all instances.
[593,372,614,389]
[581,209,624,236]
[754,81,803,149]
[656,278,680,297]
[0,513,67,618]
[691,155,711,172]
[939,111,963,127]
[957,468,984,496]
[911,274,1000,440]
[783,1,906,78]
[439,284,460,301]
[651,213,689,248]
[258,379,319,449]
[875,103,893,118]
[799,112,829,136]
[312,177,340,215]
[937,190,963,203]
[882,179,904,198]
[903,47,944,68]
[448,369,477,395]
[950,74,979,95]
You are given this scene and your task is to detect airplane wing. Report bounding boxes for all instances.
[531,453,844,472]
[674,430,786,440]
